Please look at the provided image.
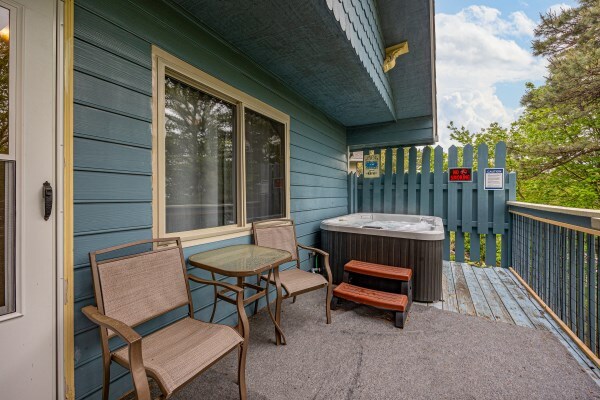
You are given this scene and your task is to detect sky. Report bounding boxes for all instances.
[435,0,576,147]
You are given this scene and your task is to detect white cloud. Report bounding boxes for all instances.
[547,3,572,14]
[435,6,546,147]
[510,11,537,36]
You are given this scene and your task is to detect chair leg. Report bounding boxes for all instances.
[325,285,333,324]
[253,274,261,316]
[102,357,110,400]
[292,296,297,303]
[238,343,248,400]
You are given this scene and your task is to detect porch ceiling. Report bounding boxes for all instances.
[168,0,435,133]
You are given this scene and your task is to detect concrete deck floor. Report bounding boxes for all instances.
[153,287,600,399]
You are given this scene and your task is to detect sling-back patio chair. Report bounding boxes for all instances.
[252,219,333,324]
[82,238,249,400]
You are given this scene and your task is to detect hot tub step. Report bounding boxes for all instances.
[333,282,408,311]
[344,260,412,281]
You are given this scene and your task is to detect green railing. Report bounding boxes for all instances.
[510,202,600,359]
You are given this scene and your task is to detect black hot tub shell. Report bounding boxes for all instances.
[321,213,444,302]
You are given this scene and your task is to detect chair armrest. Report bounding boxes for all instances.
[298,244,328,257]
[188,276,249,343]
[188,275,243,293]
[82,305,141,344]
[82,306,152,399]
[297,244,333,284]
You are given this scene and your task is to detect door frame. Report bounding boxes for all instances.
[61,0,74,399]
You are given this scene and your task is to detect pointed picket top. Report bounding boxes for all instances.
[463,144,473,167]
[448,145,458,167]
[495,141,507,168]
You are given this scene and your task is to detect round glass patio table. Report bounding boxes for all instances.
[189,244,292,345]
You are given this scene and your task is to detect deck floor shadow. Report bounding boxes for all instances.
[135,285,600,400]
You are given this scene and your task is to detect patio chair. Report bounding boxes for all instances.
[82,238,249,400]
[252,219,332,324]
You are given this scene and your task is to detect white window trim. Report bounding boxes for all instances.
[152,46,290,247]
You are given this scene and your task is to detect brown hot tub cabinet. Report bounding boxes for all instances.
[321,213,444,302]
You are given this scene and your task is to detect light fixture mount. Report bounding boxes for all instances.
[383,41,409,73]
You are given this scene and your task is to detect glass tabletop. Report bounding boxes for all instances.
[188,244,292,276]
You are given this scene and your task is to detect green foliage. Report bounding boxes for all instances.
[0,34,8,154]
[450,0,600,210]
[527,0,600,114]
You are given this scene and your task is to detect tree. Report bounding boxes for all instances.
[526,0,600,113]
[449,1,600,209]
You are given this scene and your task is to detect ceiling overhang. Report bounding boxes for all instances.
[169,0,437,145]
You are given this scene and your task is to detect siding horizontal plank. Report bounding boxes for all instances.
[74,137,152,175]
[74,38,152,95]
[290,172,346,188]
[291,145,347,172]
[75,5,151,68]
[74,203,152,235]
[291,159,346,179]
[74,104,152,148]
[74,71,151,122]
[74,171,151,202]
[74,228,153,267]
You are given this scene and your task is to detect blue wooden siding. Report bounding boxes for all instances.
[72,1,348,398]
[326,0,393,115]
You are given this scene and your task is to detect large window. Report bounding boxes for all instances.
[154,48,290,243]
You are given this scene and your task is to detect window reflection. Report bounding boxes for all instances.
[164,76,236,233]
[245,109,285,223]
[0,7,8,155]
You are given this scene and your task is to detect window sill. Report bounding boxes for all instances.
[0,312,23,323]
[172,226,253,248]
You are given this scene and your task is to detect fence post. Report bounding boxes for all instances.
[349,142,513,266]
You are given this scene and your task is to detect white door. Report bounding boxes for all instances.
[0,0,58,398]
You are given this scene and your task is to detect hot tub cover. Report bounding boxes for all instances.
[320,213,444,241]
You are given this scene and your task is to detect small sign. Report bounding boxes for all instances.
[363,154,380,178]
[484,168,505,190]
[449,167,472,182]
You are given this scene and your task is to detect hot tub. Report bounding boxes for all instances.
[320,213,444,302]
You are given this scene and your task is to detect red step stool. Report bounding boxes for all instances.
[332,260,413,328]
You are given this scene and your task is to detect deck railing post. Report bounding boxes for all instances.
[507,201,600,360]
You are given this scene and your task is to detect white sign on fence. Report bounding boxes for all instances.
[364,154,380,178]
[484,168,505,190]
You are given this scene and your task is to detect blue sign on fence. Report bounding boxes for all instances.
[484,168,505,190]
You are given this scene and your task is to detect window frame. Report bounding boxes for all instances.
[0,1,18,319]
[152,47,290,246]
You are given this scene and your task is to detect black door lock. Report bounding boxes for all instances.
[43,181,52,221]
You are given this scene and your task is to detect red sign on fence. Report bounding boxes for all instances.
[449,167,473,182]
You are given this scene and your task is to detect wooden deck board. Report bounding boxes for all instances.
[482,267,535,328]
[494,268,548,331]
[461,263,495,321]
[452,262,476,316]
[442,261,458,313]
[433,263,600,385]
[471,266,513,324]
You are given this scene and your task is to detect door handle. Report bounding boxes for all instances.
[43,181,52,221]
